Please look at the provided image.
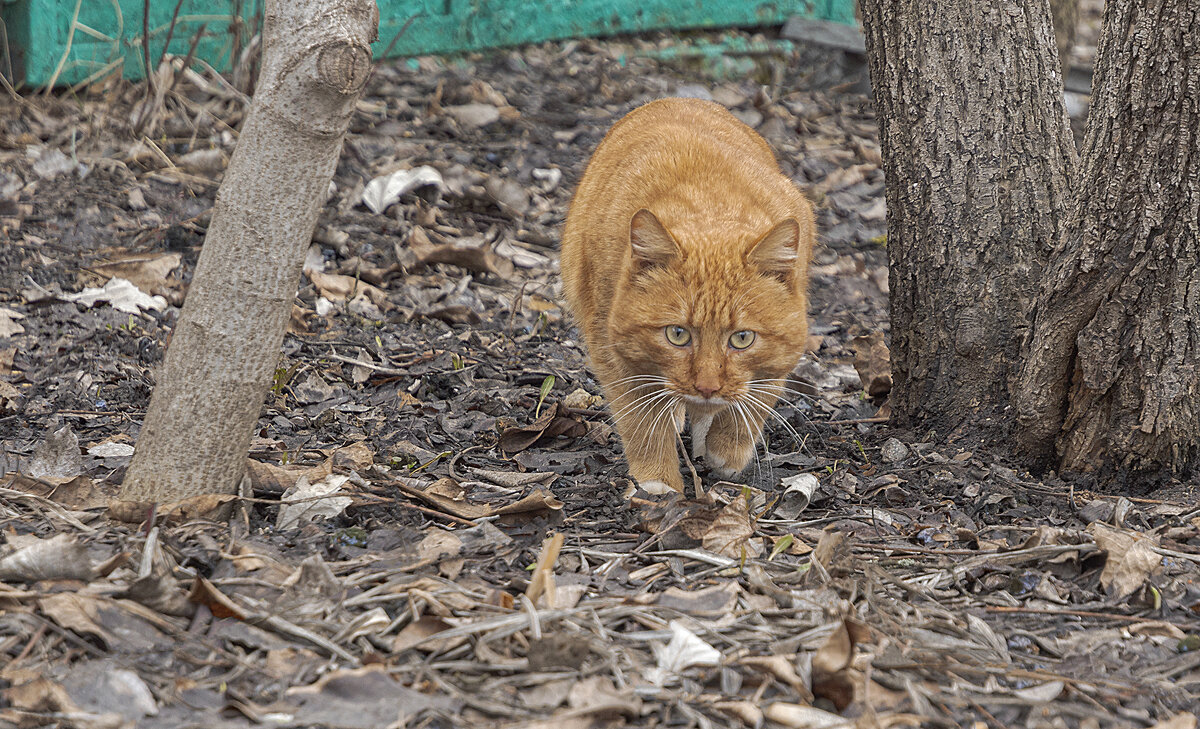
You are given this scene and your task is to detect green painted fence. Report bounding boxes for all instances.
[1,0,856,88]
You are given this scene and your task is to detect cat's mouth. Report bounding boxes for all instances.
[682,394,731,408]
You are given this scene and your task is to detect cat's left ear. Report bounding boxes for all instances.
[748,218,800,283]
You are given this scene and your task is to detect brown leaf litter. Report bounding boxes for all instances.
[1,18,1198,729]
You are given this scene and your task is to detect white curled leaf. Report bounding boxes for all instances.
[276,474,352,530]
[646,620,722,685]
[361,166,443,214]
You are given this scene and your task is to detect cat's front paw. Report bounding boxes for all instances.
[705,445,753,479]
[630,464,684,494]
[703,411,758,479]
[639,479,681,495]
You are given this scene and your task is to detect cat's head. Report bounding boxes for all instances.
[609,209,811,410]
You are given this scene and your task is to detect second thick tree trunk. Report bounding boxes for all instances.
[859,0,1076,437]
[1015,0,1200,474]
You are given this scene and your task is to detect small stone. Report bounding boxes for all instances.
[127,187,148,210]
[484,176,530,217]
[880,437,909,463]
[29,425,83,480]
[711,85,747,108]
[176,147,226,173]
[674,84,713,101]
[446,103,500,130]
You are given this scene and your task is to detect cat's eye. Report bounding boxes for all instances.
[664,325,691,346]
[729,330,756,349]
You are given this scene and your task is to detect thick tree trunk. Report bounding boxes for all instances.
[859,0,1076,437]
[1015,0,1200,474]
[120,0,378,503]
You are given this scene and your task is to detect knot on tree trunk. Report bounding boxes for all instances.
[317,42,373,94]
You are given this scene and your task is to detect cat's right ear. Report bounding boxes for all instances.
[748,217,800,284]
[629,209,680,272]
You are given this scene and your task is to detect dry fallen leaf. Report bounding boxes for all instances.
[0,306,25,337]
[647,621,722,685]
[0,345,17,374]
[90,251,183,303]
[307,269,389,307]
[563,675,640,717]
[497,402,587,453]
[740,654,813,700]
[409,226,515,278]
[0,533,94,582]
[62,277,168,313]
[656,582,740,618]
[331,441,374,471]
[278,665,457,726]
[107,493,239,524]
[469,468,557,488]
[811,527,849,574]
[714,700,764,727]
[277,474,353,530]
[1088,522,1162,599]
[187,575,248,620]
[392,615,461,653]
[851,330,892,397]
[39,592,176,652]
[28,424,83,482]
[0,671,98,724]
[417,529,463,562]
[361,165,443,214]
[764,702,853,728]
[245,458,309,494]
[777,472,820,519]
[702,492,758,559]
[812,619,856,710]
[0,378,20,413]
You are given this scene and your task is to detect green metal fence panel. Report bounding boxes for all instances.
[2,0,259,88]
[2,0,856,88]
[376,1,856,58]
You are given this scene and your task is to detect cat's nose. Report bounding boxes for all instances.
[695,383,719,398]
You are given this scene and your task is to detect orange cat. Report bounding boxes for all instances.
[561,97,815,494]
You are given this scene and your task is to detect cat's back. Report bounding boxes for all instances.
[599,97,774,162]
[573,98,778,204]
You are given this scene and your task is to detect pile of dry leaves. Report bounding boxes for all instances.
[1,22,1197,729]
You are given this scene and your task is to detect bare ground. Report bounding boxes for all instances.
[1,27,1198,729]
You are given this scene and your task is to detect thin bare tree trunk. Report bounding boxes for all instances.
[1015,0,1200,474]
[120,0,378,503]
[859,0,1076,438]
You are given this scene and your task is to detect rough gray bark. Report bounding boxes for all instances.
[858,0,1076,437]
[1015,0,1200,474]
[120,0,378,503]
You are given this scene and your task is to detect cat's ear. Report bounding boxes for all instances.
[629,209,680,271]
[748,218,800,282]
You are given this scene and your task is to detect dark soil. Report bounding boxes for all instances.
[0,25,1197,729]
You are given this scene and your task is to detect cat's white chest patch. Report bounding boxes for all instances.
[690,412,714,459]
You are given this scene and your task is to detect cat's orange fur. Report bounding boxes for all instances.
[561,98,815,494]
